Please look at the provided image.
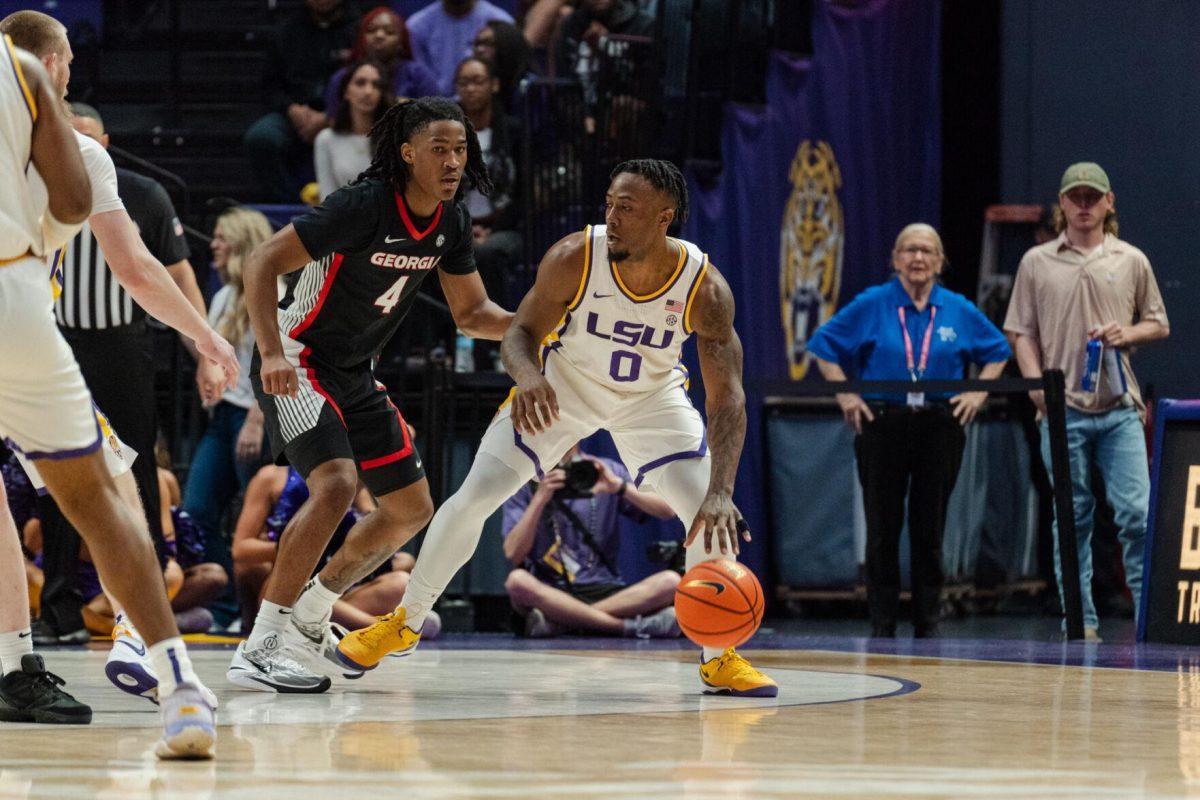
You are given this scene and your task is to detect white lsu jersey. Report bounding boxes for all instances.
[0,34,44,261]
[545,224,709,393]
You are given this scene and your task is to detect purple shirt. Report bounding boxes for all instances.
[324,59,442,117]
[404,0,513,96]
[501,458,640,587]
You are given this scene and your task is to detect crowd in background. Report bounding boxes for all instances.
[5,1,1166,645]
[6,0,668,642]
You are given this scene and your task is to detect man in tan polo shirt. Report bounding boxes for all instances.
[1005,162,1170,640]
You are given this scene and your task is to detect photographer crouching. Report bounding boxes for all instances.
[501,443,683,639]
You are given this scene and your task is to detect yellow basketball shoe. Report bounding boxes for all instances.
[336,609,421,671]
[699,649,779,697]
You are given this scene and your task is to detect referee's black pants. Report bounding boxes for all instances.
[853,404,966,636]
[37,323,163,633]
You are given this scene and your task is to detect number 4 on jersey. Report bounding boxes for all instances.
[374,275,410,315]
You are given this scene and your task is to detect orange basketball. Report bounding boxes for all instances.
[674,559,764,649]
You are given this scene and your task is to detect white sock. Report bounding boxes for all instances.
[247,600,291,649]
[292,577,340,630]
[402,454,525,631]
[0,629,33,675]
[147,637,197,697]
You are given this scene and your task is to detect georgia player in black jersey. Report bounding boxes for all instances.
[228,98,512,692]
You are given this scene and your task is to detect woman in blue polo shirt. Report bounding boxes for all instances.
[808,223,1010,638]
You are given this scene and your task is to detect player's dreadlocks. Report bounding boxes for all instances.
[610,159,689,225]
[358,97,493,200]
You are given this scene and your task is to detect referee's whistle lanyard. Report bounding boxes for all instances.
[897,305,937,382]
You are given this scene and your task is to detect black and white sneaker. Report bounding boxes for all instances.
[289,620,365,680]
[0,654,92,724]
[226,639,331,694]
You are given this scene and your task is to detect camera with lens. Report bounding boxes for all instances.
[646,540,686,573]
[557,458,599,499]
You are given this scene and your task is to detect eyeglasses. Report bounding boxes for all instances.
[455,75,491,88]
[898,245,938,257]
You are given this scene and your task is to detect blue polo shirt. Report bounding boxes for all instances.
[807,277,1011,402]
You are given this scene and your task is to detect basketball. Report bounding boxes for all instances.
[674,560,765,649]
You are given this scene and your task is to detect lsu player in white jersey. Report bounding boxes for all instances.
[0,27,95,727]
[340,159,778,696]
[0,10,230,757]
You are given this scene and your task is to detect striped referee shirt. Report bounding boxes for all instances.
[56,167,189,330]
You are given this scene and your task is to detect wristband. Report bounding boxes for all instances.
[616,480,627,497]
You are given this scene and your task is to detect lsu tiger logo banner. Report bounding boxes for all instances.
[780,141,844,381]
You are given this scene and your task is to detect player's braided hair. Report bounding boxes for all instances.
[610,159,689,225]
[358,97,493,199]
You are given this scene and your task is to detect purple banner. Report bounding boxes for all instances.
[681,0,942,571]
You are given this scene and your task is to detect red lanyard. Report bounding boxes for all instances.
[898,306,936,381]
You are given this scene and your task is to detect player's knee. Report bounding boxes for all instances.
[379,489,435,538]
[308,464,358,511]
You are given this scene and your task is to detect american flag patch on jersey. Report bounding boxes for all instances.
[665,299,685,313]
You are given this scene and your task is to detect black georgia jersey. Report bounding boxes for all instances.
[281,178,475,368]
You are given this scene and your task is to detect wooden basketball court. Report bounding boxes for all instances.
[0,637,1194,798]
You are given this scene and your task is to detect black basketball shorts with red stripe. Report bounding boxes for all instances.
[251,350,423,497]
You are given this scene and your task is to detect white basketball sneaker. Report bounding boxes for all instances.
[155,682,216,760]
[226,633,332,694]
[106,621,218,708]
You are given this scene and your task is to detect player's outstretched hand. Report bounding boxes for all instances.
[685,492,750,556]
[511,375,559,435]
[260,353,298,398]
[196,327,240,392]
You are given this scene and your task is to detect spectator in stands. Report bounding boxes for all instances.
[407,0,514,96]
[455,57,522,335]
[324,6,438,119]
[1005,163,1170,642]
[809,223,1011,639]
[156,444,229,634]
[555,0,653,81]
[181,208,275,626]
[501,443,681,639]
[244,0,359,201]
[315,60,396,199]
[520,0,571,56]
[232,466,435,636]
[472,21,533,107]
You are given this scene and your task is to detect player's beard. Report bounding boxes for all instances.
[609,246,630,262]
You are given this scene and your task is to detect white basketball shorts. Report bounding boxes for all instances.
[0,255,108,464]
[478,351,709,490]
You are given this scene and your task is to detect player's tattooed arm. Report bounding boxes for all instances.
[687,264,750,555]
[502,232,587,434]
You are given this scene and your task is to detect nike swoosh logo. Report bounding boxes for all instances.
[278,609,292,615]
[593,292,614,299]
[118,639,147,657]
[384,235,406,243]
[685,579,725,595]
[17,631,30,638]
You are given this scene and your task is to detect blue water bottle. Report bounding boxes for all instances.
[454,330,474,373]
[1080,338,1103,392]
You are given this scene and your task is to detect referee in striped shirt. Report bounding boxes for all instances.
[33,104,209,644]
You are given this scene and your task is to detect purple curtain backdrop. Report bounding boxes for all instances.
[680,0,942,582]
